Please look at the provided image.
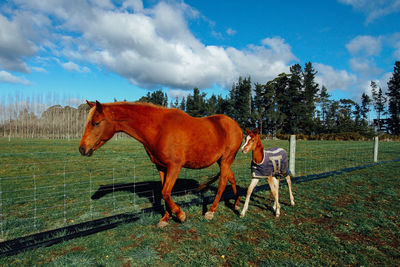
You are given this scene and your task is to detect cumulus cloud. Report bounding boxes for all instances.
[61,61,90,73]
[349,57,383,76]
[346,35,382,56]
[314,63,357,91]
[1,0,299,90]
[0,70,30,85]
[0,14,37,72]
[338,0,400,24]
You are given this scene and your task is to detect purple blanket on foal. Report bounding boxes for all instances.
[251,147,290,178]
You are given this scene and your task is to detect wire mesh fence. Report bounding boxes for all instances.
[0,137,399,242]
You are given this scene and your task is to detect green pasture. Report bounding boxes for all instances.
[0,137,399,265]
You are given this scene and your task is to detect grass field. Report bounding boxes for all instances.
[0,137,399,265]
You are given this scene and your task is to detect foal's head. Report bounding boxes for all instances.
[79,100,116,156]
[241,128,261,153]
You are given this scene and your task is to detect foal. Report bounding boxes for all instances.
[240,129,295,218]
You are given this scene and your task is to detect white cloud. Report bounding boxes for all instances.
[226,28,236,36]
[346,35,382,56]
[314,63,357,91]
[1,0,297,90]
[0,70,30,85]
[61,61,90,73]
[338,0,400,24]
[349,57,382,76]
[0,14,37,72]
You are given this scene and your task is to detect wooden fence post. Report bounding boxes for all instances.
[373,136,379,162]
[289,135,296,176]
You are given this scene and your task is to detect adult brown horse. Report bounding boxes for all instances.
[79,100,243,227]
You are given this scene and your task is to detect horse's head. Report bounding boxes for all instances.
[79,100,116,157]
[241,128,260,153]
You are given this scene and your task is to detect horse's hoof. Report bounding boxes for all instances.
[240,213,245,218]
[235,204,241,211]
[204,211,215,220]
[291,201,295,206]
[275,213,280,218]
[157,221,169,228]
[178,211,187,223]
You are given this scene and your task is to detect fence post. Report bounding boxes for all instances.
[289,135,296,176]
[373,136,379,162]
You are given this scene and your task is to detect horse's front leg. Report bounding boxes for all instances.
[240,178,259,217]
[157,164,185,228]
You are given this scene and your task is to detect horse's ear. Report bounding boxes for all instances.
[95,100,103,113]
[255,128,259,135]
[86,100,95,108]
[246,128,251,134]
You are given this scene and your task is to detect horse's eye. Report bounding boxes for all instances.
[92,121,100,126]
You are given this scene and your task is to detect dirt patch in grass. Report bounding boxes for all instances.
[332,194,355,208]
[292,215,333,229]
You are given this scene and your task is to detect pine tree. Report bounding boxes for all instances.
[386,61,400,135]
[230,76,252,130]
[302,62,319,134]
[360,93,371,120]
[186,88,207,117]
[371,81,387,133]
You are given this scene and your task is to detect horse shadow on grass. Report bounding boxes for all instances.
[91,179,201,215]
[91,178,247,217]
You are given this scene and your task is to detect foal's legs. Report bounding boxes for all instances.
[157,163,186,228]
[240,178,259,217]
[285,175,295,206]
[267,176,280,218]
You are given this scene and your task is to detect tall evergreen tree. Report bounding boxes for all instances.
[302,62,319,134]
[386,61,400,135]
[370,81,387,132]
[360,93,371,120]
[138,90,168,106]
[286,64,303,133]
[230,76,252,129]
[317,85,331,132]
[186,88,207,117]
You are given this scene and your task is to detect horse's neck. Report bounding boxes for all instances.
[252,140,264,164]
[113,104,161,144]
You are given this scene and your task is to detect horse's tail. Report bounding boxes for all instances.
[196,172,220,192]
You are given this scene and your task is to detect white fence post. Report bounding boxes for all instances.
[373,136,379,162]
[289,135,296,176]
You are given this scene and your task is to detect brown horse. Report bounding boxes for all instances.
[79,100,243,227]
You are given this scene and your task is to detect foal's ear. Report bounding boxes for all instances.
[86,100,95,108]
[95,100,103,113]
[255,128,259,135]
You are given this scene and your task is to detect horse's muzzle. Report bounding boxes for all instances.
[79,146,93,157]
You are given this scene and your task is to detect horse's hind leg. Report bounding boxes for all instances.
[285,175,295,206]
[157,164,185,228]
[227,169,241,211]
[205,162,231,220]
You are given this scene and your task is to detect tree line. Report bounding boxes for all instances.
[1,61,399,139]
[142,61,400,138]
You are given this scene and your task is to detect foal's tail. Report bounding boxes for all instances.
[196,172,220,192]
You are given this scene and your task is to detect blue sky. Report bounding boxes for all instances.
[0,0,400,107]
